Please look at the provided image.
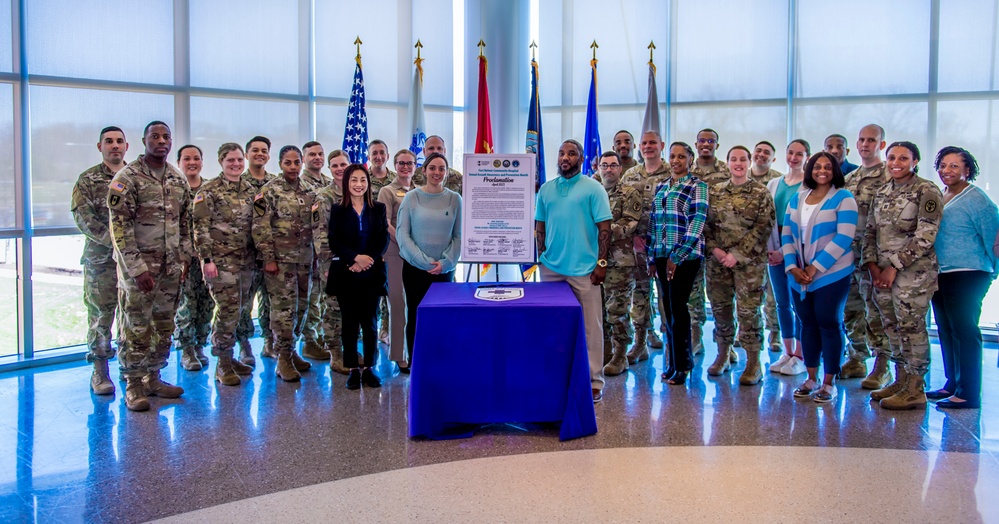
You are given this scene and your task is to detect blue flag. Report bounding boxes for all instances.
[526,58,546,187]
[582,59,600,176]
[342,58,369,165]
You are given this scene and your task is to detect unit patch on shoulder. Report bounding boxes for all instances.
[924,199,937,214]
[253,193,266,216]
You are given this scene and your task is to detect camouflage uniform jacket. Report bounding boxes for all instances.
[252,176,315,266]
[863,176,943,272]
[752,168,783,184]
[369,169,398,195]
[605,181,644,267]
[108,155,193,278]
[301,170,333,193]
[241,170,277,192]
[311,183,344,264]
[193,175,255,262]
[844,162,889,260]
[705,178,775,265]
[692,158,730,187]
[71,162,116,265]
[622,160,671,237]
[413,167,463,194]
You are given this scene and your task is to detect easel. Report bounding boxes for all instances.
[463,263,536,283]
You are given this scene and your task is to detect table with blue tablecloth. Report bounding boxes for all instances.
[408,282,598,441]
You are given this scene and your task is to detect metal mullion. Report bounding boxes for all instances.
[14,0,32,359]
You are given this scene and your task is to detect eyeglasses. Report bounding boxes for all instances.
[598,163,621,170]
[696,138,717,145]
[396,161,415,167]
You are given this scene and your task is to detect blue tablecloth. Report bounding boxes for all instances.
[408,282,598,441]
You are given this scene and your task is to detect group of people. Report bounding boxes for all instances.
[541,126,997,410]
[72,119,997,414]
[72,122,461,411]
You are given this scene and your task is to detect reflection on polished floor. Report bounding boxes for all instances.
[1,324,996,523]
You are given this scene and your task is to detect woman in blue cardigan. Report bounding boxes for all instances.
[781,152,858,403]
[927,146,999,409]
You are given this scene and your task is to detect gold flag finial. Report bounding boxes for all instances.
[590,40,599,63]
[648,40,656,64]
[353,36,363,61]
[477,39,486,57]
[415,39,423,60]
[530,40,537,60]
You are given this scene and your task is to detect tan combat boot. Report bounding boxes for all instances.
[328,341,350,375]
[193,346,209,367]
[143,371,184,398]
[879,373,927,410]
[870,363,907,401]
[707,345,731,376]
[691,324,704,355]
[215,356,241,386]
[261,336,277,359]
[237,339,256,367]
[603,340,630,376]
[647,330,664,349]
[276,353,301,382]
[90,358,115,395]
[839,357,868,379]
[861,353,892,390]
[302,339,332,360]
[768,330,782,352]
[739,350,763,385]
[626,330,650,365]
[603,338,613,366]
[289,349,312,372]
[230,356,253,376]
[729,346,739,364]
[180,347,203,371]
[124,377,150,412]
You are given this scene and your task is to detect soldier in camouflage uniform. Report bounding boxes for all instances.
[690,129,730,357]
[313,150,350,374]
[299,141,334,362]
[237,136,276,362]
[72,126,128,396]
[750,140,783,351]
[597,152,643,376]
[864,141,943,410]
[703,146,775,385]
[413,135,464,194]
[620,131,670,363]
[252,145,315,382]
[173,145,213,372]
[841,125,892,387]
[108,121,191,412]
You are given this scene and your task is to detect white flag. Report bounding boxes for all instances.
[407,59,427,166]
[642,62,661,136]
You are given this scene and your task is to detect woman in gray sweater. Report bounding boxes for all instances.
[396,152,462,366]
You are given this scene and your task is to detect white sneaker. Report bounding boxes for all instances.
[769,353,792,373]
[780,356,806,376]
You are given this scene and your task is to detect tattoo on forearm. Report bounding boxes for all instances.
[536,222,546,256]
[597,222,610,260]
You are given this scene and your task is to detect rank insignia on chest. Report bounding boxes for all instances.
[298,198,306,206]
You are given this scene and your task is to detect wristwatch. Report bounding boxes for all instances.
[597,259,608,268]
[203,258,212,264]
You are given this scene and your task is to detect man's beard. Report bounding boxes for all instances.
[558,162,581,179]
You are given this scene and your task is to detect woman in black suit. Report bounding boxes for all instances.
[327,163,390,390]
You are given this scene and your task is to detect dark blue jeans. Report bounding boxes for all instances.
[930,270,992,402]
[768,263,801,340]
[791,275,850,376]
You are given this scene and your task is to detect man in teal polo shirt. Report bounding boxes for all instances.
[536,139,613,403]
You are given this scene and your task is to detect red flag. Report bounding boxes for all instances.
[475,55,494,154]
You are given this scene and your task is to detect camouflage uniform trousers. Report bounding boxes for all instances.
[603,267,636,345]
[688,265,707,327]
[302,267,325,344]
[762,270,779,335]
[264,263,312,355]
[173,257,213,350]
[205,255,254,357]
[705,259,765,352]
[237,266,272,345]
[116,262,183,378]
[630,266,655,334]
[378,296,389,334]
[843,266,889,360]
[319,271,343,351]
[872,265,936,376]
[84,259,119,362]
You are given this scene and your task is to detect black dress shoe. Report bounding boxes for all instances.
[660,366,676,381]
[925,389,952,400]
[936,399,980,410]
[666,371,688,386]
[361,367,382,388]
[346,369,361,390]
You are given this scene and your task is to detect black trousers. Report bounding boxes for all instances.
[930,270,992,402]
[337,291,381,369]
[402,261,454,365]
[654,257,701,373]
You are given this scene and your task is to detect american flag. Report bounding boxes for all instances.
[342,57,369,164]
